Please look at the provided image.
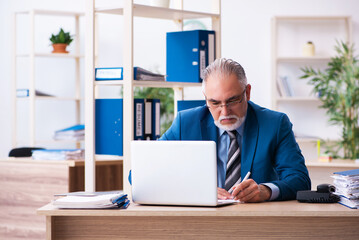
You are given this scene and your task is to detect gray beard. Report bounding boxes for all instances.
[214,115,245,131]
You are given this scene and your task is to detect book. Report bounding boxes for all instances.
[95,99,123,156]
[95,67,165,81]
[53,191,130,209]
[332,169,359,209]
[32,149,84,160]
[279,76,294,97]
[54,124,85,141]
[166,30,215,83]
[177,100,206,112]
[17,89,54,97]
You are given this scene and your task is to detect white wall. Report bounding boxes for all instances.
[0,0,358,158]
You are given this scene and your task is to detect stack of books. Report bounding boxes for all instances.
[53,191,130,209]
[54,124,85,141]
[332,169,359,209]
[32,149,84,160]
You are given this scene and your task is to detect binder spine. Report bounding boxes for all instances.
[144,99,153,140]
[134,99,145,140]
[152,99,161,140]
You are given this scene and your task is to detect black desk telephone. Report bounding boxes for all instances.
[296,184,340,203]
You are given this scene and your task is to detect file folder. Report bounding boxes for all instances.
[134,99,145,140]
[177,100,206,112]
[152,99,161,140]
[166,30,216,83]
[95,99,123,156]
[144,99,152,140]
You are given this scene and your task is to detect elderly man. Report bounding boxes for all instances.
[160,58,311,202]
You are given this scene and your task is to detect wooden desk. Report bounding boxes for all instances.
[0,158,123,240]
[38,201,359,240]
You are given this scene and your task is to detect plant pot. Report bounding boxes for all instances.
[52,43,69,53]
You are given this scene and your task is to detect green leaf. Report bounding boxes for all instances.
[300,41,359,159]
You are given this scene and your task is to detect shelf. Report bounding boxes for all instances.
[34,139,84,145]
[96,4,219,20]
[1,157,122,167]
[16,9,84,17]
[306,159,359,167]
[95,80,202,88]
[274,16,350,21]
[16,53,84,58]
[17,96,83,101]
[277,56,331,63]
[296,137,319,143]
[277,97,320,102]
[296,137,340,143]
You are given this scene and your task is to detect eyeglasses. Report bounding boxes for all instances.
[205,86,247,111]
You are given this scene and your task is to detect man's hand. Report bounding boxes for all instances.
[231,179,272,203]
[217,187,232,200]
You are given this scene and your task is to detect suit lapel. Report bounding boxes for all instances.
[200,110,218,143]
[241,102,259,177]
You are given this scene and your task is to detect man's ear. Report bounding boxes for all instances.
[246,84,251,101]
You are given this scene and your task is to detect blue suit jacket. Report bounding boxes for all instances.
[160,101,311,200]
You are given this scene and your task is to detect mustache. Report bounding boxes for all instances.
[218,115,240,121]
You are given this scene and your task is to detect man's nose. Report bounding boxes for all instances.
[220,104,230,115]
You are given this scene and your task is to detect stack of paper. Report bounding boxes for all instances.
[134,67,165,81]
[54,124,85,141]
[53,191,130,209]
[32,149,84,160]
[332,169,359,209]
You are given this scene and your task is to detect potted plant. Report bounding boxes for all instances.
[301,41,359,159]
[50,28,73,53]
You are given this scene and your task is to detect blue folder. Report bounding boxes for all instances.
[166,30,216,83]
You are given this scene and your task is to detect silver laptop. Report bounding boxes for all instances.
[131,141,237,206]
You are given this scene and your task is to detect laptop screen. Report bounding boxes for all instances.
[131,141,219,206]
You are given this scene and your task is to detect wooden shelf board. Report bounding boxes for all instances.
[16,53,84,58]
[95,80,202,88]
[0,157,122,167]
[277,97,320,102]
[96,4,219,20]
[306,159,359,167]
[17,96,83,101]
[16,9,84,17]
[277,56,331,63]
[34,139,84,144]
[274,16,350,21]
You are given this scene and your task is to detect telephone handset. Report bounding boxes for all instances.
[296,184,340,203]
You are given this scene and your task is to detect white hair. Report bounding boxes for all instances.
[202,58,247,93]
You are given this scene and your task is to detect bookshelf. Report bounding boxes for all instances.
[271,16,352,160]
[85,0,221,194]
[13,10,84,148]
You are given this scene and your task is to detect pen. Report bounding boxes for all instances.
[228,171,251,194]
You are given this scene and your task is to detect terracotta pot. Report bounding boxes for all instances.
[52,43,69,53]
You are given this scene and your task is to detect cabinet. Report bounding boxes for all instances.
[13,10,84,149]
[85,0,221,194]
[271,16,352,161]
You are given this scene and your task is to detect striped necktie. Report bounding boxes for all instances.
[224,130,241,191]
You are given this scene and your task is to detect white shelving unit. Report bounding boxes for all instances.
[85,0,221,194]
[271,16,352,160]
[13,10,84,148]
